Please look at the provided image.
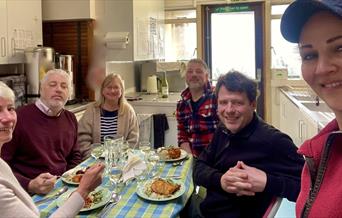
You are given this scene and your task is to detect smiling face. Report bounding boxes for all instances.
[217,86,256,134]
[102,78,122,103]
[299,12,342,114]
[0,97,16,146]
[185,62,209,90]
[40,73,69,111]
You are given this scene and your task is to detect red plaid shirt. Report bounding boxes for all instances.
[176,82,219,157]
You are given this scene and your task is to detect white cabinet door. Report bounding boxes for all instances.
[164,116,177,146]
[0,0,8,64]
[279,91,301,146]
[279,91,319,147]
[6,0,42,63]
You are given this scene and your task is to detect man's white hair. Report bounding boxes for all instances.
[0,81,15,103]
[41,69,72,89]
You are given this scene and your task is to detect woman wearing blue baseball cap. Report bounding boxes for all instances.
[281,0,342,217]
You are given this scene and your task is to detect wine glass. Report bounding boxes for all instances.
[133,167,148,187]
[139,141,152,160]
[147,151,161,177]
[110,167,123,193]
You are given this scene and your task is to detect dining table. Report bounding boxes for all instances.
[32,151,194,218]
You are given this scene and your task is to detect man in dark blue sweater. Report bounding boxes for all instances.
[193,71,304,217]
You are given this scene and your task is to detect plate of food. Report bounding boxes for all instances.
[57,187,111,212]
[136,177,185,201]
[61,167,89,185]
[157,147,187,162]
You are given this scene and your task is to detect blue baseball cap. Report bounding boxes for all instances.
[281,0,342,43]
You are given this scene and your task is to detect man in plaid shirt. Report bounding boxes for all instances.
[176,59,219,157]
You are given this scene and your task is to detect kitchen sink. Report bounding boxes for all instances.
[301,102,332,113]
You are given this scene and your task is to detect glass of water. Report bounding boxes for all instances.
[110,167,123,193]
[139,141,152,160]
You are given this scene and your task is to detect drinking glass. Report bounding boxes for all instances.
[91,143,103,159]
[104,135,115,175]
[139,141,152,159]
[147,151,161,177]
[133,167,148,187]
[110,167,123,193]
[113,135,124,167]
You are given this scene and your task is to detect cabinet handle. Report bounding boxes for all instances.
[299,120,306,141]
[11,38,15,57]
[0,37,6,57]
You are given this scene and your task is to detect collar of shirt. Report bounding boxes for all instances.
[35,99,63,117]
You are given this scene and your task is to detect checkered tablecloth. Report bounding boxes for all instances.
[32,155,194,218]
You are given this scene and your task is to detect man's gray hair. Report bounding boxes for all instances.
[41,69,72,89]
[0,81,15,102]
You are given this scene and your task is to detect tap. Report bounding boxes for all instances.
[315,96,320,106]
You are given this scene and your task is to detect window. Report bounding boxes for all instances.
[164,10,197,61]
[271,4,302,78]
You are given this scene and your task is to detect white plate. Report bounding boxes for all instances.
[60,168,86,185]
[158,148,188,162]
[136,178,185,201]
[57,187,111,212]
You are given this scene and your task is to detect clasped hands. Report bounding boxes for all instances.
[220,161,267,197]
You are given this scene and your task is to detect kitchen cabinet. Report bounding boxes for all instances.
[129,94,179,146]
[0,0,42,64]
[279,91,318,147]
[0,0,7,63]
[43,20,94,100]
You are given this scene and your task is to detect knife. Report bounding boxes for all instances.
[35,186,69,205]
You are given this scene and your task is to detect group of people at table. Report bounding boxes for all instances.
[0,0,341,217]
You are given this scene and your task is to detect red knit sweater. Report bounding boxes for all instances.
[1,104,81,191]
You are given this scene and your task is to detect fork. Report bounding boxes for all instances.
[97,193,121,218]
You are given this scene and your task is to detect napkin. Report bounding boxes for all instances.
[122,153,147,183]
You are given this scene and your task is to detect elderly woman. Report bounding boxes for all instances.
[281,0,342,217]
[78,73,139,160]
[0,81,105,217]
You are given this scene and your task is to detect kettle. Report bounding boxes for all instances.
[146,75,159,94]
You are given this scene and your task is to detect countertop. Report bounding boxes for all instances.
[280,87,334,129]
[64,101,93,113]
[126,92,181,107]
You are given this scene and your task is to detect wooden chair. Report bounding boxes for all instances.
[263,197,283,218]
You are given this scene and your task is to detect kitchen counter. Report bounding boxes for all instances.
[280,87,334,130]
[64,101,93,113]
[126,92,181,107]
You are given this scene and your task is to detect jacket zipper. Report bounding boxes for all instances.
[300,133,339,218]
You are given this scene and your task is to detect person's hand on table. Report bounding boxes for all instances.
[28,173,57,195]
[76,163,105,200]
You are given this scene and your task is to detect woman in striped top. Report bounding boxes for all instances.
[78,73,139,160]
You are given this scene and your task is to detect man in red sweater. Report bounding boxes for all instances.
[1,69,81,195]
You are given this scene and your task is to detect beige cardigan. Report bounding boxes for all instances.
[0,158,84,218]
[78,102,139,160]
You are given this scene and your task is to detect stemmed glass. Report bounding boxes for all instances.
[133,167,149,187]
[146,150,163,177]
[110,167,123,193]
[139,141,152,161]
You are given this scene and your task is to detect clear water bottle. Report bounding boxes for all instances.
[161,71,169,98]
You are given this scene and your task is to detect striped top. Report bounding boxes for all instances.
[100,109,118,143]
